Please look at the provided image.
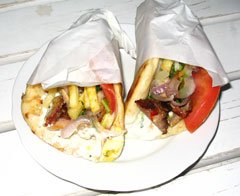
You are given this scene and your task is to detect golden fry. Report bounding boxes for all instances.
[43,88,57,108]
[68,101,83,120]
[101,113,115,129]
[68,85,79,108]
[83,88,90,109]
[161,59,173,72]
[86,86,100,113]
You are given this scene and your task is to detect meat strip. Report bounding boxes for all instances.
[135,98,192,134]
[135,99,168,134]
[171,100,192,118]
[45,95,70,126]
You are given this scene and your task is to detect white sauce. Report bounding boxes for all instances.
[39,107,48,127]
[125,112,163,140]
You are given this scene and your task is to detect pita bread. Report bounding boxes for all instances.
[125,58,159,124]
[21,84,125,162]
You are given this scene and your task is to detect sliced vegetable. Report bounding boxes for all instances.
[154,70,169,84]
[61,116,92,138]
[101,113,115,129]
[100,84,116,114]
[150,77,180,102]
[184,67,220,132]
[176,76,196,98]
[150,108,159,120]
[151,83,168,95]
[96,85,102,92]
[97,90,104,102]
[101,98,111,113]
[166,77,181,97]
[174,62,184,72]
[169,62,184,78]
[181,64,193,78]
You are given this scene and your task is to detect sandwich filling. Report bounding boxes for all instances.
[42,84,122,138]
[135,59,196,135]
[22,83,125,162]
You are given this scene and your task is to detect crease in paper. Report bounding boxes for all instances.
[28,9,136,89]
[136,0,229,86]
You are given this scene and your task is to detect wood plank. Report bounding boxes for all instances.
[0,62,23,124]
[0,0,64,12]
[0,0,142,61]
[0,0,239,67]
[1,121,240,196]
[204,80,240,157]
[112,158,240,196]
[186,0,240,20]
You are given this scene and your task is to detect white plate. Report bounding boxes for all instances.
[12,24,219,192]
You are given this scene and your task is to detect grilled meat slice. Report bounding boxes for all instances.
[135,99,168,134]
[135,98,192,134]
[45,95,70,126]
[170,100,192,118]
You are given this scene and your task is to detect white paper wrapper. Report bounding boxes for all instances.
[28,9,136,89]
[135,0,229,86]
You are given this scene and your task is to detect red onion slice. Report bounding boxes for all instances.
[61,116,92,138]
[151,83,168,95]
[150,77,181,102]
[165,77,181,97]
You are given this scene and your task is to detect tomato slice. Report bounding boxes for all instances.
[150,109,159,120]
[184,68,220,133]
[100,84,116,114]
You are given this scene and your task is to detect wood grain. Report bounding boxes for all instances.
[0,0,239,70]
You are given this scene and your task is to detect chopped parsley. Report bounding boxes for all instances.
[96,85,102,92]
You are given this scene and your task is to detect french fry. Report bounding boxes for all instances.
[86,86,100,113]
[79,92,84,103]
[43,88,57,108]
[83,88,90,109]
[60,88,69,105]
[68,85,79,108]
[68,101,83,120]
[101,113,115,129]
[161,59,173,72]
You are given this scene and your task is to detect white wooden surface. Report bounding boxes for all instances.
[0,0,240,195]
